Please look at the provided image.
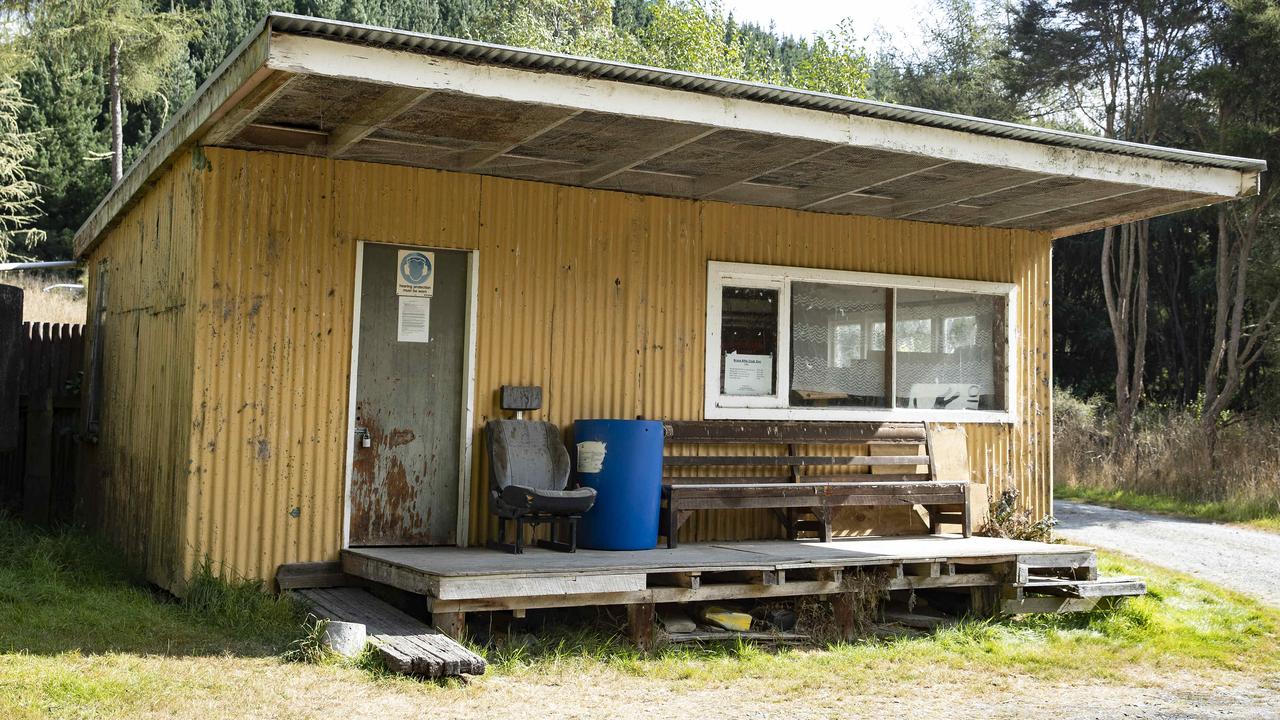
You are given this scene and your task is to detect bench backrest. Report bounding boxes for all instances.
[661,420,936,485]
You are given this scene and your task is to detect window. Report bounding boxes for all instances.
[719,286,778,397]
[705,261,1015,422]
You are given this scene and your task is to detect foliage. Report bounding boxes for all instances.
[37,0,202,112]
[35,0,203,182]
[1057,485,1280,533]
[1,271,86,323]
[0,513,306,657]
[1054,385,1280,526]
[786,20,868,97]
[871,0,1020,120]
[183,559,304,642]
[982,487,1057,543]
[0,74,45,260]
[0,8,45,260]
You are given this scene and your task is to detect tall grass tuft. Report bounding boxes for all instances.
[0,271,86,324]
[1054,387,1280,526]
[183,559,305,646]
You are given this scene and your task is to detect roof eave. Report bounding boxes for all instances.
[72,14,1267,258]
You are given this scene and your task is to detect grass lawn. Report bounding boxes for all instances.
[1057,485,1280,533]
[2,514,1278,719]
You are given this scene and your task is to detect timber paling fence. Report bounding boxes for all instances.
[0,322,85,525]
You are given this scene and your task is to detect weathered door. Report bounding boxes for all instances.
[349,243,468,546]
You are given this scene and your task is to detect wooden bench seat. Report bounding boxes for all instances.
[660,420,970,548]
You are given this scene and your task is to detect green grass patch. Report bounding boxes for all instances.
[483,553,1280,688]
[1,514,1277,717]
[1058,485,1280,533]
[0,513,305,658]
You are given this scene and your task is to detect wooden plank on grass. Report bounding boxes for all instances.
[295,587,485,677]
[1000,596,1107,615]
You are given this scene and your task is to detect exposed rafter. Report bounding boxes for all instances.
[584,127,719,186]
[204,71,299,146]
[327,87,434,157]
[899,176,1051,219]
[989,187,1151,227]
[456,110,582,170]
[695,146,835,198]
[800,162,954,211]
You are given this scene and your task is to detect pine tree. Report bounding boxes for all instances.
[37,0,202,184]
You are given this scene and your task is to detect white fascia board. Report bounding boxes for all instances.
[266,32,1260,200]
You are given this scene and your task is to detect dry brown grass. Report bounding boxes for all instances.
[1,271,87,325]
[1054,388,1280,529]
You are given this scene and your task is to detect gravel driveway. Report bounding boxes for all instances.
[1054,500,1280,607]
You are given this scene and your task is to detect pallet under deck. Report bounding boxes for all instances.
[340,535,1104,619]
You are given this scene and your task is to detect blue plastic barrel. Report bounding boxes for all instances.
[572,419,665,550]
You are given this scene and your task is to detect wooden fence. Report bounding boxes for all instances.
[0,321,85,524]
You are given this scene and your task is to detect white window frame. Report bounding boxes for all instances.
[704,261,1018,424]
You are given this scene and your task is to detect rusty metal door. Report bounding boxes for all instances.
[349,244,468,546]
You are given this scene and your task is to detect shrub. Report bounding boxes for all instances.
[1054,386,1280,518]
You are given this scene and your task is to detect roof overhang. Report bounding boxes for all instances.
[72,14,1266,257]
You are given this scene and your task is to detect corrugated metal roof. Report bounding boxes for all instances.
[267,12,1265,174]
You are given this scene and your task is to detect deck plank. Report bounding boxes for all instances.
[344,536,1093,580]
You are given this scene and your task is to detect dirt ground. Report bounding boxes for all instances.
[105,656,1278,720]
[1055,500,1280,607]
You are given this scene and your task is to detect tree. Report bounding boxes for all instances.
[38,0,201,184]
[1194,0,1280,450]
[788,19,868,98]
[1006,0,1212,446]
[0,7,46,260]
[872,0,1021,121]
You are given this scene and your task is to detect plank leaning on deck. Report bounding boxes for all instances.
[295,587,486,677]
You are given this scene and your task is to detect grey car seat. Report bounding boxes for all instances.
[486,419,596,553]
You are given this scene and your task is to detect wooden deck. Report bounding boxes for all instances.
[342,535,1100,615]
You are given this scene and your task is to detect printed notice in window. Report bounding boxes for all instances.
[723,353,773,396]
[397,296,431,343]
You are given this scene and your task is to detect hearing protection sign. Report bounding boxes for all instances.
[396,250,435,297]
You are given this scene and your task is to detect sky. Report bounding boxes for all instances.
[718,0,934,53]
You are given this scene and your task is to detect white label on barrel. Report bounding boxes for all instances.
[576,441,606,473]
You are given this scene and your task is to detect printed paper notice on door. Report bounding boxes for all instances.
[723,352,773,396]
[396,250,435,297]
[397,296,431,343]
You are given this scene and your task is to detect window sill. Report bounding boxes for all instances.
[704,404,1017,424]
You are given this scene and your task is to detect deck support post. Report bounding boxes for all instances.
[831,592,859,643]
[433,611,466,640]
[969,585,998,618]
[627,602,656,652]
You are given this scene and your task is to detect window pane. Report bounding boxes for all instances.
[720,286,778,396]
[895,289,1004,411]
[790,282,888,407]
[895,318,932,353]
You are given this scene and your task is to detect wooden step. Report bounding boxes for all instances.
[296,587,486,677]
[1021,576,1147,599]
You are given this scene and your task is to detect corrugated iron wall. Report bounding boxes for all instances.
[83,151,201,590]
[179,147,1052,584]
